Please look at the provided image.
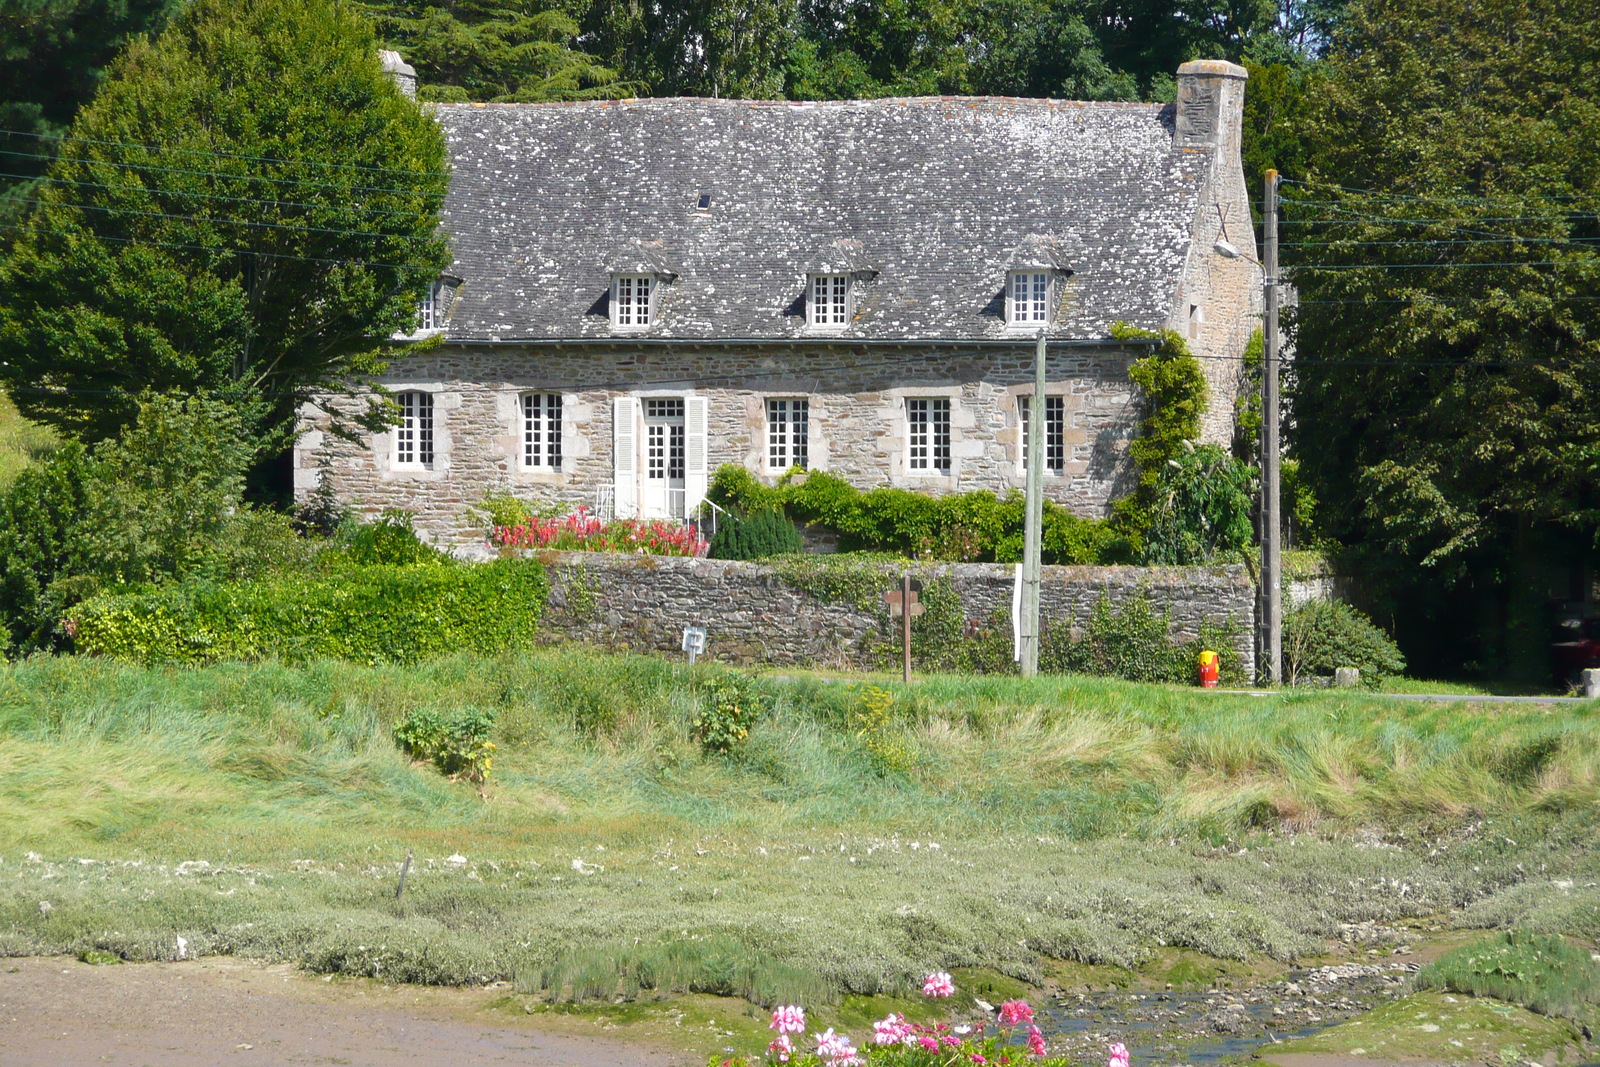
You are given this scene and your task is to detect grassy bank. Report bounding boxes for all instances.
[1,650,1597,998]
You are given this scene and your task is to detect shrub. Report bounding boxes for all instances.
[694,670,766,753]
[1283,599,1406,686]
[393,705,497,787]
[709,508,803,560]
[0,443,92,654]
[1141,443,1256,565]
[70,559,547,666]
[707,467,1128,565]
[1040,592,1246,686]
[339,509,444,566]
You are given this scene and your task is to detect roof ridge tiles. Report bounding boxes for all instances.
[436,95,1165,111]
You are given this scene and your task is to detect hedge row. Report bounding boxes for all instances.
[70,560,547,666]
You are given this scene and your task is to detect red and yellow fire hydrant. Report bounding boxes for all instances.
[1197,650,1219,688]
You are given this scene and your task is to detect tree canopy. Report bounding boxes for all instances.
[1289,0,1600,676]
[0,0,451,447]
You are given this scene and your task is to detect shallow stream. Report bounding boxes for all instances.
[1038,962,1418,1066]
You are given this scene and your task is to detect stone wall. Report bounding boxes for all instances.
[296,341,1154,547]
[536,552,1256,680]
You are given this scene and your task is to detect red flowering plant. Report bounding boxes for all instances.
[708,976,1123,1067]
[491,507,708,557]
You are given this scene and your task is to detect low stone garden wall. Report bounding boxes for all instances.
[534,552,1257,681]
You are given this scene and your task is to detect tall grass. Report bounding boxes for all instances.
[0,390,56,487]
[1,650,1598,999]
[1416,930,1600,1025]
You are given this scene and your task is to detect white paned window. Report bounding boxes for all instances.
[613,274,654,328]
[808,273,850,327]
[906,398,951,474]
[522,392,563,470]
[1008,271,1052,326]
[395,391,434,469]
[645,398,686,482]
[417,281,444,332]
[1019,395,1066,475]
[766,398,810,471]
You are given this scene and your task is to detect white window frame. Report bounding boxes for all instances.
[906,397,951,474]
[1007,270,1053,327]
[1018,394,1066,476]
[394,390,434,470]
[521,392,563,471]
[612,274,654,329]
[766,397,810,472]
[807,273,851,329]
[416,280,445,333]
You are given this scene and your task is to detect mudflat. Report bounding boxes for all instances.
[0,956,693,1067]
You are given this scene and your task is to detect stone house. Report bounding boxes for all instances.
[297,60,1260,548]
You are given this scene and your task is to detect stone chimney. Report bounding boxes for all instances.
[1174,60,1248,152]
[380,49,417,98]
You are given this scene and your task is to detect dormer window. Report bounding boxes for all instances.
[808,273,851,328]
[417,281,443,332]
[1008,270,1053,327]
[612,274,654,329]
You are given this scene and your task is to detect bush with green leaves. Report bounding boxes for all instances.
[336,510,445,566]
[393,705,497,787]
[70,559,547,666]
[0,395,310,656]
[693,670,767,753]
[709,507,804,560]
[707,467,1128,564]
[1283,599,1406,686]
[1142,442,1257,565]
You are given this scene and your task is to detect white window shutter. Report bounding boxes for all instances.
[684,394,709,516]
[612,396,636,518]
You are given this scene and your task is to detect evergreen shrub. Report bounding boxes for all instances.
[709,507,804,560]
[70,559,547,666]
[1283,599,1406,686]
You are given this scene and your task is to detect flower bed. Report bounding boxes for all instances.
[714,973,1127,1067]
[492,507,707,557]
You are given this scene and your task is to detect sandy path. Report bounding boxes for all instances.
[0,957,695,1067]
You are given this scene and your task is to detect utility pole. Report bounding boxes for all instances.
[1020,329,1046,676]
[1261,169,1282,685]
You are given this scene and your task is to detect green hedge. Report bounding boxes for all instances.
[708,467,1130,564]
[70,560,547,666]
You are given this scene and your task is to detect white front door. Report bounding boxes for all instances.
[641,397,686,519]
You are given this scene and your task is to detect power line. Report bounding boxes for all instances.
[1282,177,1600,206]
[5,195,442,245]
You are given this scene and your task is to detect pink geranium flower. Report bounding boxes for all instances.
[814,1028,860,1067]
[922,971,955,998]
[1108,1042,1130,1067]
[771,1005,806,1034]
[998,1000,1034,1027]
[767,1034,795,1062]
[1027,1026,1048,1057]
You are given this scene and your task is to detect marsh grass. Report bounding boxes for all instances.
[1416,930,1600,1025]
[1,650,1599,1001]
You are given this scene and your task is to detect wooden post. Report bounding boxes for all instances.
[902,571,912,685]
[395,847,414,903]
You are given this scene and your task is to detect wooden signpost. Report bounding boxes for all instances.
[883,574,924,684]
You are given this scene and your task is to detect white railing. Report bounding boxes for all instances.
[593,484,615,522]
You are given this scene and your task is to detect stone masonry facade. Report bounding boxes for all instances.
[298,340,1156,546]
[535,552,1257,681]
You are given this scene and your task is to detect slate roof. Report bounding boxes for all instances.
[433,97,1212,343]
